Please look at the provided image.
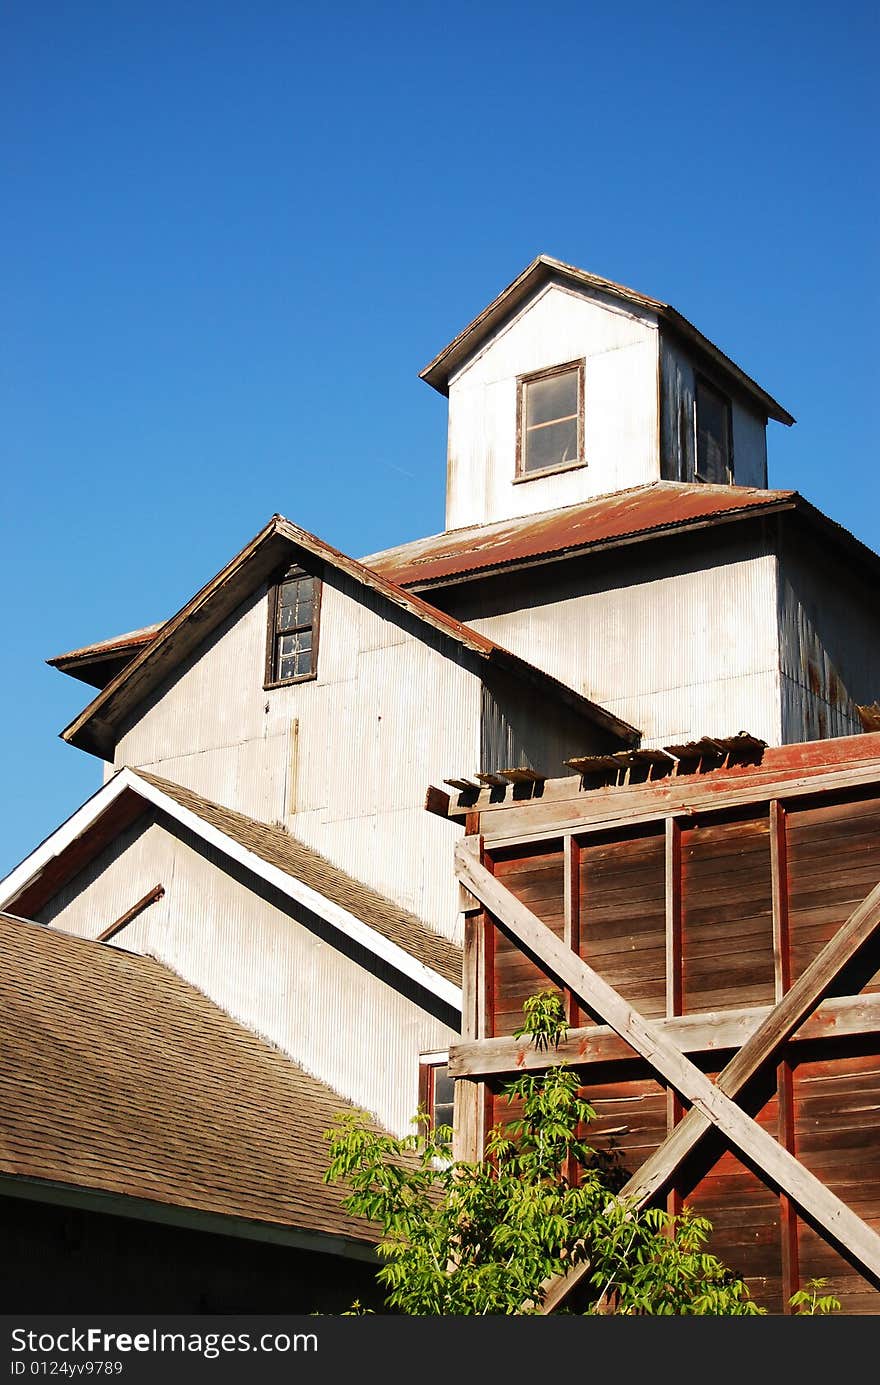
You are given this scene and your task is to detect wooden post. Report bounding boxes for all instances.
[665,816,684,1218]
[563,834,581,1026]
[453,830,488,1163]
[770,799,799,1309]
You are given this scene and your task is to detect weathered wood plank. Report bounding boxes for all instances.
[665,817,682,1020]
[467,763,880,847]
[536,874,880,1309]
[453,847,880,1300]
[563,834,580,1026]
[448,992,880,1078]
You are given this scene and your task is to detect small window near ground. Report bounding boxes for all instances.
[419,1056,454,1133]
[265,566,321,687]
[516,361,585,479]
[695,377,733,484]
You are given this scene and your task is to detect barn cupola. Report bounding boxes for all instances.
[421,256,794,532]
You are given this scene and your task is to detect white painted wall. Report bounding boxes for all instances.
[113,572,480,943]
[36,813,457,1137]
[441,539,785,749]
[445,281,661,529]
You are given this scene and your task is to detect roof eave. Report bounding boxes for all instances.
[420,255,664,396]
[398,495,800,593]
[63,511,629,759]
[420,255,794,426]
[659,308,795,426]
[61,518,295,759]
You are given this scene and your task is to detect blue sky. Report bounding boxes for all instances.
[1,1,877,874]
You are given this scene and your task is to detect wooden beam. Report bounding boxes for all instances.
[454,846,880,1298]
[452,836,488,1163]
[96,884,165,943]
[563,835,580,1027]
[461,762,880,846]
[457,830,482,916]
[770,800,791,1000]
[536,873,880,1310]
[770,799,798,1306]
[447,991,880,1078]
[665,816,684,1217]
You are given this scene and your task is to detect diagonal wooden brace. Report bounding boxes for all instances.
[454,844,880,1295]
[539,874,880,1310]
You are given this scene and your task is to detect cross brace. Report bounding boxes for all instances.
[453,844,880,1305]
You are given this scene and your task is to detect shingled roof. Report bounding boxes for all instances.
[0,914,378,1248]
[137,771,462,986]
[0,768,462,1010]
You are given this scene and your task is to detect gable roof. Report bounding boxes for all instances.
[420,253,795,425]
[361,482,880,591]
[0,913,377,1252]
[137,771,463,986]
[0,767,462,1012]
[56,515,639,759]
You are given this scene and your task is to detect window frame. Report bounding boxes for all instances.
[418,1052,454,1136]
[515,358,586,483]
[694,373,734,485]
[263,563,322,690]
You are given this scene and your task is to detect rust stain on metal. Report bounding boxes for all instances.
[364,482,797,588]
[48,623,165,668]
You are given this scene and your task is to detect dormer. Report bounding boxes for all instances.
[422,256,794,531]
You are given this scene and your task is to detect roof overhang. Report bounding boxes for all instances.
[48,624,164,689]
[0,768,463,1014]
[59,515,639,760]
[363,486,880,595]
[0,1172,377,1261]
[420,254,795,426]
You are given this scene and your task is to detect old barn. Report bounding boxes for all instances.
[2,256,879,1311]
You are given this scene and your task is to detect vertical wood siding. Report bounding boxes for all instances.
[475,784,880,1312]
[36,813,457,1137]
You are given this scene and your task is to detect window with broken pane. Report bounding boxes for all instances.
[268,567,320,684]
[518,361,584,476]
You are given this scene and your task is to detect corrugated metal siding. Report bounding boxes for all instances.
[113,570,480,942]
[447,538,784,748]
[36,814,457,1138]
[659,332,768,488]
[446,282,661,530]
[480,669,617,774]
[779,533,880,743]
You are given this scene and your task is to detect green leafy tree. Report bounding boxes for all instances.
[323,992,822,1315]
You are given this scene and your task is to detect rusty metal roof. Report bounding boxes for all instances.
[48,623,164,687]
[59,514,639,759]
[362,481,798,589]
[420,254,795,425]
